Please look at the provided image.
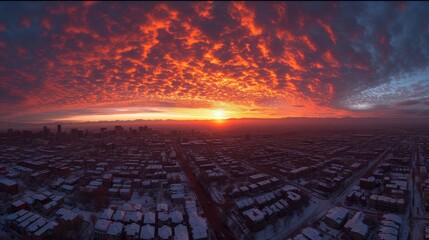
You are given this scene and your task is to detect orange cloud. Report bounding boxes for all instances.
[192,1,214,19]
[301,35,317,51]
[4,2,396,123]
[318,19,337,44]
[229,2,262,36]
[323,51,340,68]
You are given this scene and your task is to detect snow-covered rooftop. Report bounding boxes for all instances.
[382,213,402,225]
[158,225,172,240]
[107,221,123,236]
[174,224,189,240]
[125,223,140,237]
[345,212,368,237]
[124,211,143,223]
[56,208,78,221]
[243,208,265,222]
[157,203,169,212]
[0,178,18,186]
[26,217,47,233]
[171,210,183,224]
[301,227,322,240]
[143,211,155,224]
[112,210,125,222]
[34,221,57,237]
[325,207,348,224]
[158,212,171,222]
[140,224,155,240]
[100,208,114,220]
[95,219,111,232]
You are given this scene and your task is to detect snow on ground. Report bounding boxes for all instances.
[254,198,324,240]
[314,220,341,239]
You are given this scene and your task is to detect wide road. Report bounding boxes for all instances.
[272,139,399,239]
[332,139,399,206]
[410,142,425,240]
[173,141,236,240]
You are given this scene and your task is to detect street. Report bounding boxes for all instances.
[173,141,236,240]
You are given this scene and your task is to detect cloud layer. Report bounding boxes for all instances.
[1,2,429,122]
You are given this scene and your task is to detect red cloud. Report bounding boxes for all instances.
[229,2,262,36]
[318,19,337,44]
[192,1,214,19]
[2,2,394,122]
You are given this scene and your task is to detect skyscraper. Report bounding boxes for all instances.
[43,126,50,138]
[57,124,62,135]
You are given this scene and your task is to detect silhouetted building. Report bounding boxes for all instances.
[115,126,123,136]
[57,125,61,134]
[0,179,19,195]
[139,126,149,133]
[70,129,83,139]
[43,126,50,138]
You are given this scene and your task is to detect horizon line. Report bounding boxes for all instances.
[2,116,429,126]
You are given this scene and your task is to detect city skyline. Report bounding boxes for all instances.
[1,2,429,123]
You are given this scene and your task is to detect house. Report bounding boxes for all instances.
[382,214,402,226]
[158,212,171,225]
[107,222,123,240]
[55,208,80,230]
[242,208,266,232]
[174,224,189,240]
[103,173,113,187]
[112,210,126,222]
[124,211,143,224]
[11,200,27,212]
[94,219,111,240]
[0,179,19,194]
[22,197,35,207]
[158,225,172,240]
[301,227,322,240]
[171,211,183,225]
[189,215,208,240]
[368,195,405,212]
[32,193,49,205]
[100,208,115,220]
[140,224,155,240]
[288,167,310,179]
[143,211,156,225]
[6,209,29,227]
[359,176,375,190]
[42,200,60,215]
[171,193,185,203]
[27,218,49,235]
[324,207,349,229]
[124,223,140,240]
[262,206,276,222]
[344,212,368,240]
[33,221,58,239]
[119,188,132,200]
[286,191,302,207]
[157,203,169,212]
[236,197,254,210]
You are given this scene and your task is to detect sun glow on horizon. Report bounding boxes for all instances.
[213,109,227,120]
[49,107,237,123]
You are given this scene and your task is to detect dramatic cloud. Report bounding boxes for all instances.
[0,2,428,123]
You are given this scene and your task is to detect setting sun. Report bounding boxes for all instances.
[213,109,226,120]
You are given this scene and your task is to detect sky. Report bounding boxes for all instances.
[1,1,429,123]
